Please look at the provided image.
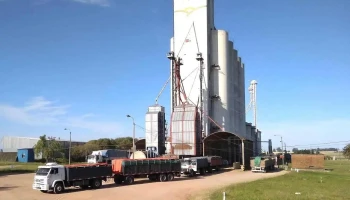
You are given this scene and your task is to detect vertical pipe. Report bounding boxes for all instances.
[69,132,71,165]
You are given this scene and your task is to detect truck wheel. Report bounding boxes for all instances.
[167,173,174,181]
[189,170,196,177]
[200,169,205,175]
[125,176,134,185]
[91,179,102,189]
[53,182,64,194]
[159,174,167,182]
[114,176,123,184]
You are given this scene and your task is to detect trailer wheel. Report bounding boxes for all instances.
[159,174,167,182]
[167,173,174,181]
[91,179,102,189]
[125,176,134,185]
[53,182,64,194]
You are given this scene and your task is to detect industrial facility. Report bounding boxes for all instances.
[0,136,86,160]
[143,0,271,168]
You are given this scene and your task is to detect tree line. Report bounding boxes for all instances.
[33,135,135,163]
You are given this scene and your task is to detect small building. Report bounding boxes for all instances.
[17,148,35,163]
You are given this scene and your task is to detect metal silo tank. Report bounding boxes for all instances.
[210,30,230,132]
[232,49,239,135]
[227,40,234,133]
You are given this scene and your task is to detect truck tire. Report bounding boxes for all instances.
[125,176,134,185]
[114,176,123,184]
[91,179,102,189]
[159,174,167,182]
[200,168,205,175]
[167,173,174,181]
[189,169,196,177]
[53,182,64,194]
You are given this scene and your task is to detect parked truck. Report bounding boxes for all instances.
[206,156,223,172]
[87,149,129,164]
[32,162,112,194]
[181,156,209,176]
[112,158,181,184]
[250,156,275,173]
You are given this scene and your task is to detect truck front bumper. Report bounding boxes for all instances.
[32,183,49,191]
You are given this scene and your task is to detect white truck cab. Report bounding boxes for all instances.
[32,163,65,193]
[181,158,197,176]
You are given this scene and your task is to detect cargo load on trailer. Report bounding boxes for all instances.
[112,158,181,184]
[32,162,112,194]
[250,156,275,173]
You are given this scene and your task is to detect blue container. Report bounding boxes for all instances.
[17,148,35,163]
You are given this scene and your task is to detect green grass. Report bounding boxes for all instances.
[206,160,350,200]
[0,162,41,175]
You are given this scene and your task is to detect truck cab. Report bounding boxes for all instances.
[32,163,65,193]
[181,158,197,176]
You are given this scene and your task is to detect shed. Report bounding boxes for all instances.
[17,148,35,163]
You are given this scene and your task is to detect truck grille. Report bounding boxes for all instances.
[35,179,44,184]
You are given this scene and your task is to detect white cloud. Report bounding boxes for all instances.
[0,96,124,136]
[71,0,110,7]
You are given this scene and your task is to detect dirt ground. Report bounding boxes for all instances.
[0,169,288,200]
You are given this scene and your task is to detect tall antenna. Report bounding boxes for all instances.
[246,80,258,127]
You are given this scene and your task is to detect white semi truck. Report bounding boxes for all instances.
[32,162,112,194]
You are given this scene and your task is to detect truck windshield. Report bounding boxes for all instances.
[36,168,50,176]
[87,155,95,159]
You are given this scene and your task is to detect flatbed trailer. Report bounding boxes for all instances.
[112,158,181,184]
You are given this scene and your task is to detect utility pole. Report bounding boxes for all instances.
[127,115,136,159]
[274,135,284,166]
[64,128,72,165]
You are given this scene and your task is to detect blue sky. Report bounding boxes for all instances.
[0,0,349,150]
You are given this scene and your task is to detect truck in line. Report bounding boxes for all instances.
[33,158,182,194]
[87,149,129,164]
[181,156,223,176]
[112,158,182,184]
[32,162,112,194]
[250,156,276,173]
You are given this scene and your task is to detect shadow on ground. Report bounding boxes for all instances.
[0,186,19,191]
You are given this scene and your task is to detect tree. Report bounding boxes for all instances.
[114,137,133,150]
[273,148,276,152]
[276,147,282,152]
[343,144,350,159]
[34,135,63,162]
[292,148,298,153]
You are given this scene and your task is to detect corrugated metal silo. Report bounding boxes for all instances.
[227,40,234,133]
[170,105,201,156]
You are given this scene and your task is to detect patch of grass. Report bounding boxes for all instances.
[0,162,41,175]
[207,160,350,200]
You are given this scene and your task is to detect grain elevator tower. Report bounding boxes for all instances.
[169,0,247,157]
